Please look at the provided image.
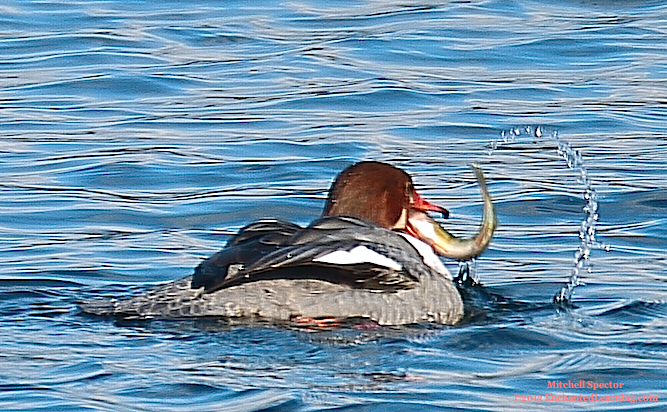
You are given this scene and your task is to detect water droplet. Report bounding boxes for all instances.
[490,126,610,306]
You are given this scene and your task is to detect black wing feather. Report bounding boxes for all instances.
[192,220,301,291]
[193,216,428,294]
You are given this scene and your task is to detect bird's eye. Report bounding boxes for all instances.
[406,185,414,203]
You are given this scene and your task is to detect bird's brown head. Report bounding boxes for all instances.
[322,161,448,229]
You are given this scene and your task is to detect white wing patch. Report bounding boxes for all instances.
[313,246,402,271]
[399,233,451,280]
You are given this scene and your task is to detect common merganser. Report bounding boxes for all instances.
[80,161,497,326]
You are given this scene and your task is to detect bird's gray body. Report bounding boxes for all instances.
[80,216,464,325]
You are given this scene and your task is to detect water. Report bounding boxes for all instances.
[490,126,609,305]
[2,0,667,410]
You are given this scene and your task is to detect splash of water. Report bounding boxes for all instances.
[456,258,477,286]
[488,126,609,306]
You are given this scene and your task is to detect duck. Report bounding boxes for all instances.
[80,161,497,326]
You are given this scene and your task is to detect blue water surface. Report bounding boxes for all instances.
[1,0,667,410]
